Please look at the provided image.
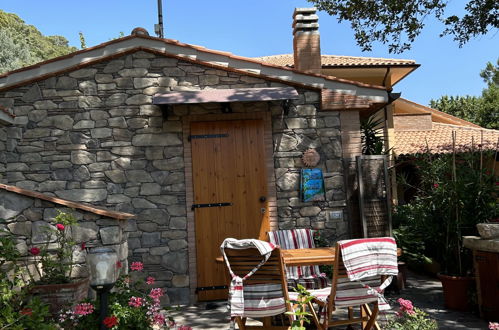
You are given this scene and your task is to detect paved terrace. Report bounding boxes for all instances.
[169,271,488,329]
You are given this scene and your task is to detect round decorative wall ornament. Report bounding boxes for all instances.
[302,149,320,167]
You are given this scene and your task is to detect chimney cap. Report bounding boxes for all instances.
[293,7,317,17]
[131,27,150,36]
[294,14,319,22]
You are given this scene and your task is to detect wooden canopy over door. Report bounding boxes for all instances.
[190,119,269,301]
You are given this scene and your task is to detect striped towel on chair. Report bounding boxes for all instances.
[220,238,278,317]
[337,237,398,310]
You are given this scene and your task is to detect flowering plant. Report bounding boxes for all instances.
[0,226,56,329]
[385,298,437,330]
[395,150,498,275]
[26,211,80,285]
[489,322,499,330]
[58,261,191,329]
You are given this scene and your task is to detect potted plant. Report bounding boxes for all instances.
[26,210,89,314]
[395,145,497,311]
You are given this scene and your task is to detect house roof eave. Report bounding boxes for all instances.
[0,35,388,105]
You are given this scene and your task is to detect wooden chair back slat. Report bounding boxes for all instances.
[222,246,294,329]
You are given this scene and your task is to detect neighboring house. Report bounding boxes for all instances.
[391,98,499,203]
[393,98,499,155]
[0,10,393,304]
[257,53,418,91]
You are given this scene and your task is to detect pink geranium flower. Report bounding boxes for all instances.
[128,296,143,308]
[397,298,415,315]
[130,261,143,271]
[29,247,40,256]
[74,303,94,316]
[149,288,164,301]
[489,322,499,330]
[56,223,65,231]
[153,313,166,325]
[146,276,155,285]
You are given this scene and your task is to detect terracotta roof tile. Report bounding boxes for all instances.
[0,183,134,220]
[394,123,499,155]
[0,35,387,93]
[256,54,417,67]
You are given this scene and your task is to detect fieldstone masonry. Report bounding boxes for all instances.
[0,50,350,304]
[0,189,128,280]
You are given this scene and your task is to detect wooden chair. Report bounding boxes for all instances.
[268,229,329,290]
[307,238,398,330]
[221,239,293,329]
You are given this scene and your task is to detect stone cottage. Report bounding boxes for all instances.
[0,11,392,303]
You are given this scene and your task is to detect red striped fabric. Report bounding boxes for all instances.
[337,237,398,310]
[268,229,330,290]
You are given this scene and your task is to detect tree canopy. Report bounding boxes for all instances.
[307,0,498,53]
[0,10,77,74]
[430,59,499,129]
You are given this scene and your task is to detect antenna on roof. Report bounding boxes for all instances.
[154,0,164,38]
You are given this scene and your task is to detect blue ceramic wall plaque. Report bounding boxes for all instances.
[301,168,325,202]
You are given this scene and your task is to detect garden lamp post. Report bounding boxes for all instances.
[87,247,118,330]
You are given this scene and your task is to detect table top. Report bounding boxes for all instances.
[281,247,402,267]
[281,247,336,266]
[217,247,402,266]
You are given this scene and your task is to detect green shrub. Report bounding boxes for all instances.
[394,151,498,275]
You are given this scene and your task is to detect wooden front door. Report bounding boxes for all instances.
[191,119,269,301]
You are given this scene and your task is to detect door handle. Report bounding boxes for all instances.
[259,196,266,202]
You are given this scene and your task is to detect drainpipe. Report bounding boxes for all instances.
[381,67,400,207]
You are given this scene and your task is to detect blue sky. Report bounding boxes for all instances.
[1,0,497,106]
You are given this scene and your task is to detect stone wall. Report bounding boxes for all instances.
[0,49,350,303]
[272,92,349,241]
[0,189,127,280]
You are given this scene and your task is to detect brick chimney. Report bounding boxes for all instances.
[293,8,321,74]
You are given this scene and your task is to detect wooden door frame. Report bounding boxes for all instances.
[182,111,278,302]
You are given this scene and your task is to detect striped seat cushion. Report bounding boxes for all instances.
[296,276,330,290]
[242,283,286,318]
[268,229,330,290]
[334,276,380,307]
[300,276,379,306]
[286,277,330,291]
